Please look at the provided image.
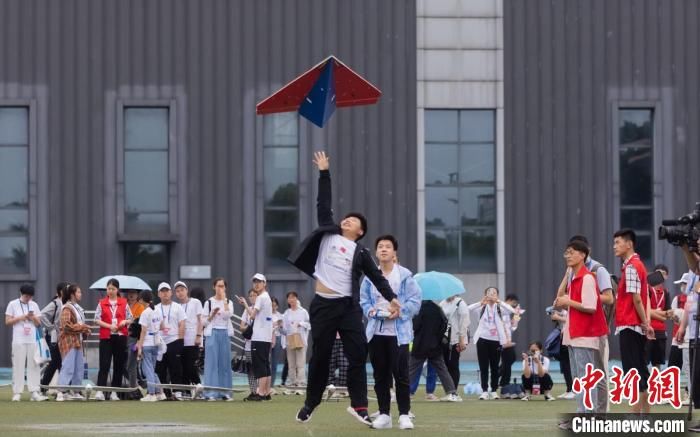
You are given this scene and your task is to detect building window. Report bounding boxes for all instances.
[425,109,496,273]
[0,107,29,274]
[619,108,654,262]
[124,107,169,233]
[124,243,170,292]
[263,113,299,271]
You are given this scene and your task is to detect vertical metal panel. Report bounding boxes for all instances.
[505,0,700,354]
[0,0,416,365]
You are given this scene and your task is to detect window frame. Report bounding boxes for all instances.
[424,108,497,273]
[0,101,36,281]
[116,100,179,242]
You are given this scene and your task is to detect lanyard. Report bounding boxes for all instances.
[183,299,189,315]
[486,305,495,324]
[161,304,172,322]
[109,301,118,321]
[19,301,28,315]
[652,287,665,309]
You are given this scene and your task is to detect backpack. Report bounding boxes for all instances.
[590,262,618,329]
[543,326,562,360]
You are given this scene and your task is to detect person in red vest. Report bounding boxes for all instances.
[555,239,609,429]
[93,277,133,401]
[647,264,671,370]
[613,229,653,415]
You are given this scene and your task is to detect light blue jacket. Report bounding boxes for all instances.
[360,265,422,345]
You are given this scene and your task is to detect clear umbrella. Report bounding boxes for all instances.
[89,275,152,291]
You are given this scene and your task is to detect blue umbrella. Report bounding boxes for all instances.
[89,275,151,291]
[414,271,465,301]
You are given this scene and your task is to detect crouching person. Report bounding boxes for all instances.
[520,341,554,401]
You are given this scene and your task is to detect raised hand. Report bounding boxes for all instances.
[313,151,330,171]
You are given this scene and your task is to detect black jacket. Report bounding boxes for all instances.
[411,301,448,359]
[287,169,397,304]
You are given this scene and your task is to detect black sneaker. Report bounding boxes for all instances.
[346,407,373,426]
[262,394,272,401]
[296,406,313,423]
[689,422,700,433]
[244,393,263,402]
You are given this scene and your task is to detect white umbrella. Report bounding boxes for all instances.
[89,275,151,291]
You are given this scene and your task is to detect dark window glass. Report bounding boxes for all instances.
[425,109,496,273]
[0,107,29,274]
[124,243,170,291]
[263,114,299,271]
[619,108,654,263]
[124,108,169,233]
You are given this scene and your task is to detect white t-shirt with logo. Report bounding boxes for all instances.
[180,298,203,346]
[480,304,501,341]
[5,298,41,345]
[252,291,273,343]
[154,302,186,344]
[139,307,163,347]
[314,234,357,298]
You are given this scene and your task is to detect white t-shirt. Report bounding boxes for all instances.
[479,304,501,342]
[139,307,163,347]
[205,298,234,330]
[522,354,550,374]
[283,307,311,347]
[252,291,273,343]
[180,298,203,346]
[154,302,186,344]
[314,234,357,298]
[242,311,252,351]
[372,266,401,336]
[5,298,41,345]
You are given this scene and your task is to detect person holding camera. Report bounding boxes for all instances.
[520,341,554,401]
[555,239,609,426]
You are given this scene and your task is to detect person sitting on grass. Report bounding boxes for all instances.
[520,341,555,401]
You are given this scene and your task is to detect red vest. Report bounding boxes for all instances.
[649,286,667,332]
[672,293,688,338]
[568,266,609,338]
[615,253,648,328]
[98,296,129,339]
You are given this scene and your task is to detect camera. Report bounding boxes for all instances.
[659,202,700,253]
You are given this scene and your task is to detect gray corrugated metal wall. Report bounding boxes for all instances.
[505,0,700,355]
[0,0,416,366]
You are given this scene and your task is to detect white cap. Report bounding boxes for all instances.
[157,282,172,291]
[251,273,267,283]
[173,280,188,289]
[674,273,691,285]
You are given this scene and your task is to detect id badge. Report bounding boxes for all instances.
[23,324,31,336]
[489,328,498,337]
[162,326,170,335]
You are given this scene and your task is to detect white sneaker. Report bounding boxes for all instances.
[109,392,120,401]
[490,391,500,400]
[55,392,65,402]
[156,393,167,401]
[425,393,439,401]
[11,394,20,402]
[173,391,183,401]
[69,393,85,401]
[398,415,414,430]
[30,392,48,402]
[371,414,392,429]
[479,392,490,400]
[370,411,381,420]
[408,411,416,419]
[92,391,105,401]
[562,392,576,400]
[521,395,530,401]
[544,394,556,402]
[441,393,463,402]
[557,391,571,399]
[140,394,157,402]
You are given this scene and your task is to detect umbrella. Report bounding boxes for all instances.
[256,55,382,128]
[89,275,151,291]
[414,271,465,301]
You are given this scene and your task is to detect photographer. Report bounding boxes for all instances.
[520,341,554,401]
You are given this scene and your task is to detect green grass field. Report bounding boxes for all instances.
[0,385,686,436]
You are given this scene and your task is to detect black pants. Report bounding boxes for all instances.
[559,344,573,392]
[476,338,501,392]
[369,336,410,415]
[305,295,368,411]
[97,335,128,393]
[442,343,461,389]
[619,329,649,392]
[181,345,201,385]
[522,373,554,392]
[40,340,62,391]
[690,341,700,409]
[668,345,683,370]
[156,339,184,397]
[281,355,289,385]
[498,345,516,387]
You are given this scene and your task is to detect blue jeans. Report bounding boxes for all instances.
[410,362,437,394]
[141,345,161,394]
[203,329,232,399]
[58,348,84,387]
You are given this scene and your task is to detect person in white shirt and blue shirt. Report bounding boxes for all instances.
[360,235,421,430]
